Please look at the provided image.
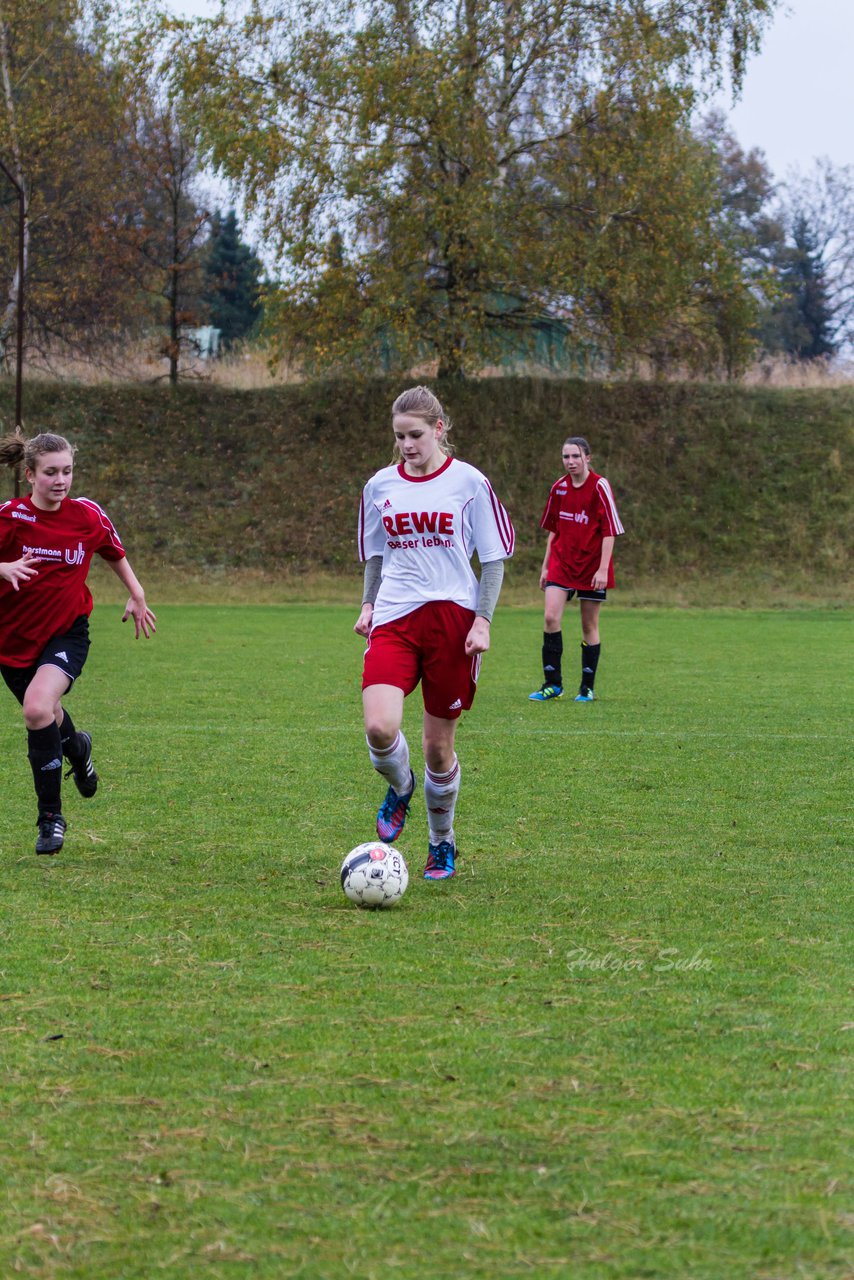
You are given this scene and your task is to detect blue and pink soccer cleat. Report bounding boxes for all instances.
[423,840,456,880]
[377,770,416,842]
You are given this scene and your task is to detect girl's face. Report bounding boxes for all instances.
[27,450,74,511]
[393,413,445,475]
[561,443,590,484]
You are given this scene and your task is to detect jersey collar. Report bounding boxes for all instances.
[396,455,453,483]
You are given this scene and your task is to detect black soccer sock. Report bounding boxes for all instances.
[543,631,563,687]
[580,642,601,692]
[27,724,64,815]
[59,709,78,757]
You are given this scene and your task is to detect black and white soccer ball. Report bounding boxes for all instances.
[341,841,409,909]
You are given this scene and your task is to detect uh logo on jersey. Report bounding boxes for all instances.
[23,540,86,565]
[381,510,455,550]
[64,541,86,565]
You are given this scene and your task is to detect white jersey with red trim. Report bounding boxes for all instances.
[358,456,515,628]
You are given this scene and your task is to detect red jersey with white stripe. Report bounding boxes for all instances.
[0,494,126,666]
[540,470,624,589]
[358,456,515,628]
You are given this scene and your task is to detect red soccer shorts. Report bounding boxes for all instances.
[362,601,482,720]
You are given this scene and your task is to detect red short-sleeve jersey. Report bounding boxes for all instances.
[0,494,126,666]
[540,470,624,590]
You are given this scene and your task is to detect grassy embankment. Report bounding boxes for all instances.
[1,378,851,606]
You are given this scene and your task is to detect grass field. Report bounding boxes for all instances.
[1,603,851,1279]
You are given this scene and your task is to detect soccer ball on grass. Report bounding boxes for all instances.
[341,841,409,909]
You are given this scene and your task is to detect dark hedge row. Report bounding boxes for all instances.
[2,378,851,583]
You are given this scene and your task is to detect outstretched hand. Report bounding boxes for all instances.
[122,596,157,639]
[0,552,39,591]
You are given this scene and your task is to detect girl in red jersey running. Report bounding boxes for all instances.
[0,430,156,856]
[354,386,514,881]
[529,436,624,703]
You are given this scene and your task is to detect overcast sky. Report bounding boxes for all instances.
[718,0,854,179]
[172,0,854,184]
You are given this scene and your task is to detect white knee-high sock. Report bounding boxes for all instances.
[367,731,411,794]
[424,756,461,845]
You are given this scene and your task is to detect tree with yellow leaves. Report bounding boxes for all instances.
[162,0,778,376]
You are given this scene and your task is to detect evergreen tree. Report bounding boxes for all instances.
[763,214,835,359]
[203,210,263,347]
[759,159,854,358]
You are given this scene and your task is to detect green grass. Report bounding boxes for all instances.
[1,604,852,1279]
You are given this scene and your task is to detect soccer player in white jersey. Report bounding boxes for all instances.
[354,386,515,880]
[529,436,624,703]
[0,430,156,856]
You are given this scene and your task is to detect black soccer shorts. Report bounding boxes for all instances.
[0,615,91,705]
[545,581,607,603]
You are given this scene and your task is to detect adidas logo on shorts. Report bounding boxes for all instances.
[448,698,462,711]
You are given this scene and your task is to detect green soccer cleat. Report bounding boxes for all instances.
[528,684,564,701]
